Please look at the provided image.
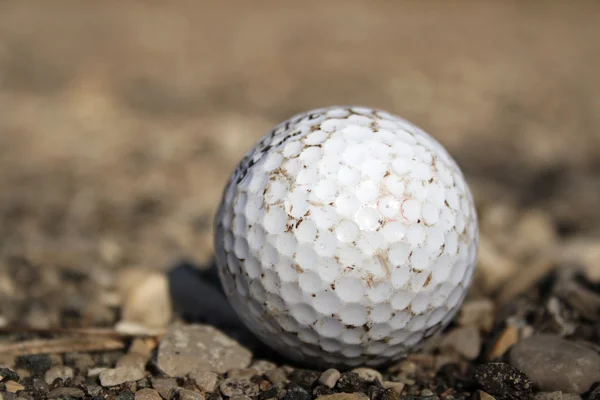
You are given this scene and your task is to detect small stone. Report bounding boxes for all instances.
[458,299,495,332]
[313,386,335,397]
[265,368,288,384]
[477,236,518,293]
[228,368,258,379]
[381,382,404,394]
[117,353,148,370]
[88,367,109,377]
[259,383,286,400]
[99,366,145,387]
[231,396,252,400]
[533,393,563,400]
[336,372,363,392]
[380,388,401,400]
[562,395,582,400]
[157,324,251,376]
[15,369,29,379]
[508,334,600,393]
[135,388,162,400]
[488,325,519,360]
[421,389,435,396]
[15,355,52,377]
[176,388,206,400]
[4,380,24,393]
[32,378,49,393]
[47,387,86,398]
[394,360,417,376]
[64,353,95,372]
[318,369,341,388]
[474,362,533,400]
[151,377,179,399]
[289,370,319,391]
[116,392,135,400]
[250,361,277,375]
[219,378,259,397]
[367,385,384,400]
[284,386,311,400]
[314,394,364,400]
[120,271,172,330]
[44,365,74,384]
[86,385,103,396]
[189,370,219,392]
[441,326,481,360]
[129,338,157,358]
[0,368,19,382]
[351,368,382,383]
[476,391,497,400]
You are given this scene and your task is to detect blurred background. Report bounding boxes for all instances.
[0,1,599,331]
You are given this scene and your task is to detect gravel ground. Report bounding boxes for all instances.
[1,2,600,400]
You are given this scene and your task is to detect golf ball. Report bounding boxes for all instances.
[214,106,478,367]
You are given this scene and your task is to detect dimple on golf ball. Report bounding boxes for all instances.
[214,106,478,367]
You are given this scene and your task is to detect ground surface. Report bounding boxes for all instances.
[0,1,600,400]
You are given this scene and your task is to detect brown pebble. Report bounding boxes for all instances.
[458,299,495,332]
[351,368,382,383]
[189,370,219,392]
[318,369,341,388]
[227,368,258,379]
[5,380,25,393]
[441,326,482,360]
[259,379,272,391]
[381,381,404,394]
[249,360,277,375]
[135,388,162,400]
[47,387,86,398]
[265,368,288,384]
[488,324,519,360]
[476,390,496,400]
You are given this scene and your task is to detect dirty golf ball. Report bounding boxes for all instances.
[214,106,478,367]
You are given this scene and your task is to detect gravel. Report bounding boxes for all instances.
[1,3,600,400]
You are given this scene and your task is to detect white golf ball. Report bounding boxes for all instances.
[214,106,478,367]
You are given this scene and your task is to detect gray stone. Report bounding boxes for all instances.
[219,378,259,397]
[189,370,219,392]
[99,366,145,387]
[135,388,162,400]
[44,365,74,384]
[157,324,252,376]
[47,387,85,398]
[509,334,600,393]
[318,369,341,388]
